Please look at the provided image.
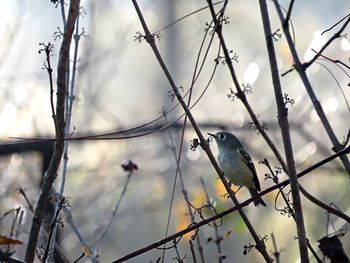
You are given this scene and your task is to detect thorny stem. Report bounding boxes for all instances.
[132,0,271,261]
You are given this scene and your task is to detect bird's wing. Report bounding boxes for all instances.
[237,148,261,191]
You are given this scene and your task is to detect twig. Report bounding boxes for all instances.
[96,165,135,243]
[18,188,34,212]
[311,49,350,71]
[321,13,350,35]
[201,178,224,263]
[258,0,309,261]
[18,188,70,263]
[64,210,95,260]
[24,1,80,262]
[270,233,281,263]
[42,195,66,262]
[160,12,219,262]
[154,1,224,34]
[39,42,59,136]
[284,0,295,26]
[304,15,350,69]
[316,61,350,113]
[189,239,198,263]
[111,144,350,262]
[60,4,82,197]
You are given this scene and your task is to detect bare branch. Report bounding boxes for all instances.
[258,0,309,260]
[24,1,80,262]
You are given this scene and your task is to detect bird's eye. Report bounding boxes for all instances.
[218,133,226,140]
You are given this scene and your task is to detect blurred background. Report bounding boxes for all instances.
[0,0,349,262]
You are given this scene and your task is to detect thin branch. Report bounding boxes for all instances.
[154,0,224,34]
[189,239,198,263]
[18,188,70,263]
[315,61,350,113]
[270,233,281,263]
[321,13,350,35]
[284,0,295,26]
[24,1,80,262]
[39,42,59,136]
[10,55,218,144]
[304,14,350,69]
[65,211,95,260]
[312,49,350,70]
[201,178,224,263]
[159,18,217,260]
[96,166,134,243]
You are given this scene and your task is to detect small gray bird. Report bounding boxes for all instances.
[208,132,267,207]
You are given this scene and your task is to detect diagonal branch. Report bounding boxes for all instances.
[132,0,271,261]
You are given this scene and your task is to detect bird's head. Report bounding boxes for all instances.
[207,132,243,150]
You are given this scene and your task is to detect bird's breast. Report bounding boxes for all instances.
[218,151,254,187]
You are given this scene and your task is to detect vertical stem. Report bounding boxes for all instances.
[258,0,309,261]
[24,1,79,262]
[201,178,223,263]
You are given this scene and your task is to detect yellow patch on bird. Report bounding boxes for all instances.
[214,179,242,200]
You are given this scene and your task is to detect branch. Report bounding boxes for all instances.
[258,0,309,261]
[24,1,80,262]
[284,0,295,26]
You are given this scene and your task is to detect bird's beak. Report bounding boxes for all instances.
[207,133,217,139]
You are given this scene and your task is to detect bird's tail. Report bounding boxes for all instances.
[249,189,267,207]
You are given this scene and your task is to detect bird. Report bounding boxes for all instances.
[208,131,267,207]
